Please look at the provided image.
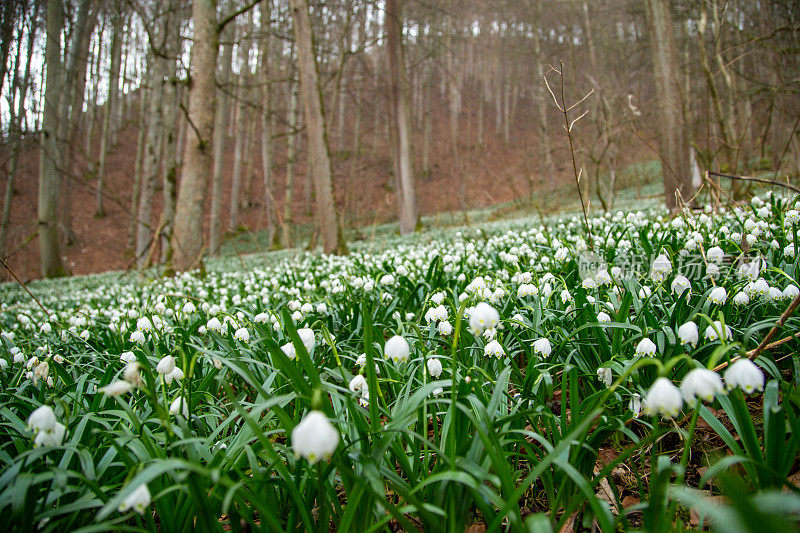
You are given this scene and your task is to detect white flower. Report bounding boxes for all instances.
[468,302,500,335]
[706,264,720,278]
[437,320,453,336]
[281,342,296,360]
[708,286,727,305]
[291,410,339,464]
[681,368,724,406]
[596,269,612,285]
[118,483,151,514]
[164,366,184,384]
[129,330,146,344]
[430,292,445,305]
[597,367,612,387]
[206,317,223,332]
[120,351,136,364]
[136,317,152,332]
[704,321,732,342]
[385,335,410,363]
[629,393,641,417]
[316,303,328,314]
[706,246,725,263]
[297,328,316,353]
[484,339,505,358]
[101,380,133,396]
[643,377,683,418]
[349,374,367,392]
[784,285,800,299]
[355,353,367,366]
[582,277,597,290]
[33,422,66,447]
[427,357,443,378]
[597,311,611,323]
[533,338,552,357]
[255,312,270,324]
[182,302,196,314]
[124,362,142,386]
[733,291,750,305]
[234,327,250,343]
[560,289,573,304]
[677,321,699,348]
[169,396,189,417]
[28,405,56,432]
[156,355,175,375]
[671,275,691,296]
[724,359,765,394]
[0,359,7,371]
[650,253,673,281]
[636,338,657,357]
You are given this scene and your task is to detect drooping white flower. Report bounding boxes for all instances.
[297,328,316,354]
[708,286,727,305]
[597,367,612,387]
[671,275,691,296]
[182,302,196,314]
[681,368,724,406]
[643,377,683,418]
[101,380,133,396]
[636,338,657,357]
[206,317,223,332]
[28,405,56,432]
[355,353,367,366]
[650,253,672,281]
[118,483,152,514]
[136,317,153,332]
[629,393,642,418]
[677,321,699,348]
[120,351,136,364]
[427,357,443,378]
[129,330,146,344]
[437,320,453,336]
[533,338,552,357]
[733,291,750,305]
[704,321,732,342]
[706,246,725,264]
[784,285,800,299]
[291,410,339,464]
[597,311,611,323]
[124,362,142,386]
[348,374,366,392]
[234,327,250,343]
[468,302,500,335]
[164,366,184,384]
[724,359,765,394]
[156,355,175,375]
[33,422,66,447]
[484,339,505,358]
[385,335,410,363]
[281,342,296,360]
[169,396,189,417]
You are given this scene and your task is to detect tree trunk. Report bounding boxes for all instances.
[136,29,167,269]
[38,0,68,277]
[533,0,555,176]
[289,0,346,254]
[260,0,278,248]
[128,68,149,251]
[1,3,39,256]
[283,78,298,248]
[160,1,182,263]
[61,0,99,246]
[170,0,218,272]
[208,23,234,256]
[385,0,417,234]
[645,0,691,211]
[96,7,123,217]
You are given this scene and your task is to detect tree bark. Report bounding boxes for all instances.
[260,0,278,248]
[289,0,347,254]
[1,3,39,257]
[385,0,417,234]
[38,0,68,277]
[645,0,691,211]
[96,6,123,217]
[208,22,234,256]
[170,0,218,271]
[283,78,298,248]
[160,0,182,263]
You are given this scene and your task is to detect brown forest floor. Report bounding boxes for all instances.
[0,89,642,281]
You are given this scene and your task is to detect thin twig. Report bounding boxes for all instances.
[0,257,51,318]
[708,170,800,195]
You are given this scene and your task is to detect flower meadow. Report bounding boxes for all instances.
[3,193,800,531]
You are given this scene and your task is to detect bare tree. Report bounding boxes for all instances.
[169,0,218,271]
[385,0,417,234]
[289,0,346,254]
[645,0,690,211]
[38,0,68,277]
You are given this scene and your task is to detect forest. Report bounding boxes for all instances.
[1,1,800,532]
